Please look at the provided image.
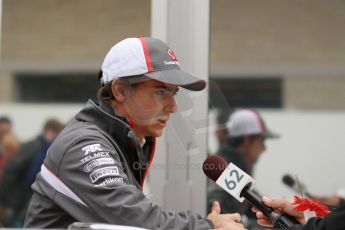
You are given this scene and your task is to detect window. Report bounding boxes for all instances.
[15,73,99,103]
[209,77,282,109]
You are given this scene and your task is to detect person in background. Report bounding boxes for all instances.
[0,116,19,226]
[214,109,231,151]
[208,109,279,230]
[0,133,20,181]
[0,117,12,142]
[0,133,20,226]
[0,116,15,159]
[0,118,64,227]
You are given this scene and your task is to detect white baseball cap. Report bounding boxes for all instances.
[226,109,279,138]
[101,37,206,91]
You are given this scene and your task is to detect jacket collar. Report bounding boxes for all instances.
[75,100,133,141]
[75,99,155,187]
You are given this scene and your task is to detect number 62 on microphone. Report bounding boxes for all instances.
[215,163,255,202]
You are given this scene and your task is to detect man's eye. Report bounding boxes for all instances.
[156,90,166,95]
[155,89,178,96]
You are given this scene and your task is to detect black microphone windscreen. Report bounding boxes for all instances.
[282,174,295,187]
[203,155,228,182]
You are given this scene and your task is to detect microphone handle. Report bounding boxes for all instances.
[240,188,300,229]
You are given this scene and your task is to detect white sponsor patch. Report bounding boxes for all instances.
[84,157,115,172]
[95,177,124,187]
[82,143,102,155]
[81,152,109,164]
[164,60,179,66]
[90,166,119,183]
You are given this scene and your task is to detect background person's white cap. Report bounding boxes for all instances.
[101,37,206,91]
[226,109,279,138]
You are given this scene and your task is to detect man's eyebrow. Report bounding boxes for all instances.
[154,85,179,92]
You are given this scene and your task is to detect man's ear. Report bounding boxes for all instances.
[111,80,127,102]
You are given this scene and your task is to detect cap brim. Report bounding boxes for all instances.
[263,129,280,139]
[145,70,206,91]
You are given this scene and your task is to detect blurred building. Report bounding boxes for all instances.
[209,0,345,110]
[0,0,151,103]
[1,0,345,110]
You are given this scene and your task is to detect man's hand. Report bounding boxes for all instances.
[207,201,246,230]
[251,197,305,227]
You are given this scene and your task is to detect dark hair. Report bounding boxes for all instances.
[217,109,231,125]
[97,70,115,104]
[43,119,64,134]
[0,116,12,124]
[229,134,263,147]
[96,70,148,104]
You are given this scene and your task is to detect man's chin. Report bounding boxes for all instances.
[153,131,163,137]
[150,129,164,137]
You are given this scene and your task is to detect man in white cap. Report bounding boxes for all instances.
[208,109,279,229]
[24,37,245,230]
[224,109,279,175]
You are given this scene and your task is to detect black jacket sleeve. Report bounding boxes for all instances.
[274,203,345,230]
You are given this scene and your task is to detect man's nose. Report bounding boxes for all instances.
[165,96,177,114]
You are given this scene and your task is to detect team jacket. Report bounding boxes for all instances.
[24,100,212,229]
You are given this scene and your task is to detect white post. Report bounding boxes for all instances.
[0,0,3,56]
[150,0,210,215]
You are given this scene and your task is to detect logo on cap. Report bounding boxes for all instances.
[167,49,177,60]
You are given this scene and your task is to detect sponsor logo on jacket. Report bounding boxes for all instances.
[95,177,124,187]
[82,143,102,155]
[84,157,115,172]
[81,151,109,164]
[89,166,119,183]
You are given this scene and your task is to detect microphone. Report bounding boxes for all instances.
[282,174,313,198]
[203,155,300,229]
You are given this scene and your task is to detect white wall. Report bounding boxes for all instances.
[209,109,345,199]
[256,110,345,198]
[0,103,83,141]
